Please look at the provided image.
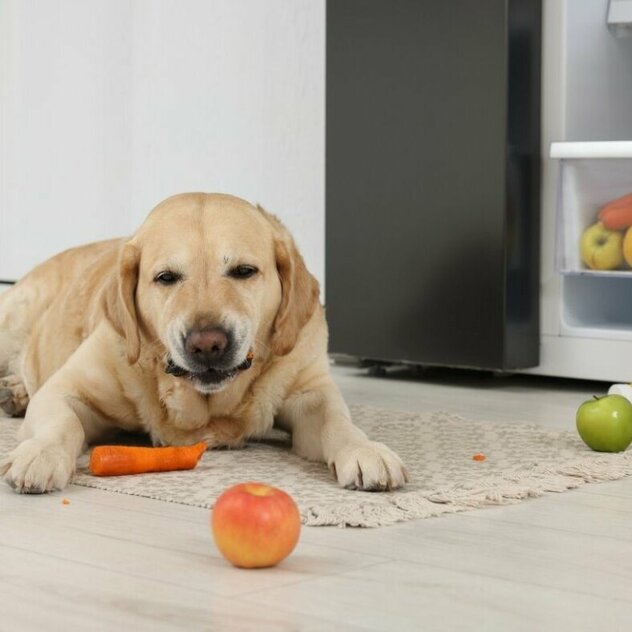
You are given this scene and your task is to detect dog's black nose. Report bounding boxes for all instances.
[185,328,229,364]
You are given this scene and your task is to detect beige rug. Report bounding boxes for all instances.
[2,405,632,527]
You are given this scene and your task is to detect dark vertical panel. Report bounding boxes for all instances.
[326,0,541,370]
[504,0,542,368]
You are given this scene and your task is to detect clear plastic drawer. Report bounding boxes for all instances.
[554,141,632,277]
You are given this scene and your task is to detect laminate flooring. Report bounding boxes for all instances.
[1,364,630,631]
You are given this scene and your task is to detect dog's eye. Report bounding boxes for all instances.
[229,265,258,279]
[154,270,182,285]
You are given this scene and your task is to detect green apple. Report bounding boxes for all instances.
[580,222,624,270]
[576,394,632,452]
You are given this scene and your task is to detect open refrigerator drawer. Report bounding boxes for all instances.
[553,141,632,340]
[554,141,632,277]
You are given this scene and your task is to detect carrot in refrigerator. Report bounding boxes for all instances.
[597,193,632,230]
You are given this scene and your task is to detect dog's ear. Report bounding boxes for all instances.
[257,205,321,356]
[103,242,141,364]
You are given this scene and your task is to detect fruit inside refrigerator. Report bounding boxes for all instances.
[555,142,632,278]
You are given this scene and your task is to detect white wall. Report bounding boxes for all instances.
[0,0,325,286]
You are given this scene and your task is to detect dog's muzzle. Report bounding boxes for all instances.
[164,351,254,385]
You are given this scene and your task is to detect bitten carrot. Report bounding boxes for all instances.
[89,442,207,476]
[597,193,632,230]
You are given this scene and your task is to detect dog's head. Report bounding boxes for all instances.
[104,193,320,394]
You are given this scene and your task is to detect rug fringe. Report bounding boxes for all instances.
[302,452,632,527]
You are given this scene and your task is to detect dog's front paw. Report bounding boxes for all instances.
[0,438,75,493]
[331,441,409,491]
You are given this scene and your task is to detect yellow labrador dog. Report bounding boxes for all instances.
[0,193,407,494]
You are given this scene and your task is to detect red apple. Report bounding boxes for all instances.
[211,482,301,568]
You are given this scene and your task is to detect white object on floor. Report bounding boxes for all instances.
[608,383,632,402]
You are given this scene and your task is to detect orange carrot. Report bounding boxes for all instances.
[90,442,207,476]
[597,193,632,230]
[472,453,486,462]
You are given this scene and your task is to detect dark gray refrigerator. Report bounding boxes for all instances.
[326,0,542,371]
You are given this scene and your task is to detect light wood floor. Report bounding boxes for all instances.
[2,364,631,631]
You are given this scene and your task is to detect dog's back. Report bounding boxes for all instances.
[0,239,122,393]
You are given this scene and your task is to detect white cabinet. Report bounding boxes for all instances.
[0,0,325,284]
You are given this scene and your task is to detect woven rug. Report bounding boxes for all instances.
[2,405,632,527]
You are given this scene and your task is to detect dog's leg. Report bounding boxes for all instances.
[0,374,29,417]
[278,377,409,491]
[0,383,93,493]
[0,323,143,493]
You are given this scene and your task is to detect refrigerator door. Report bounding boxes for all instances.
[326,0,541,370]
